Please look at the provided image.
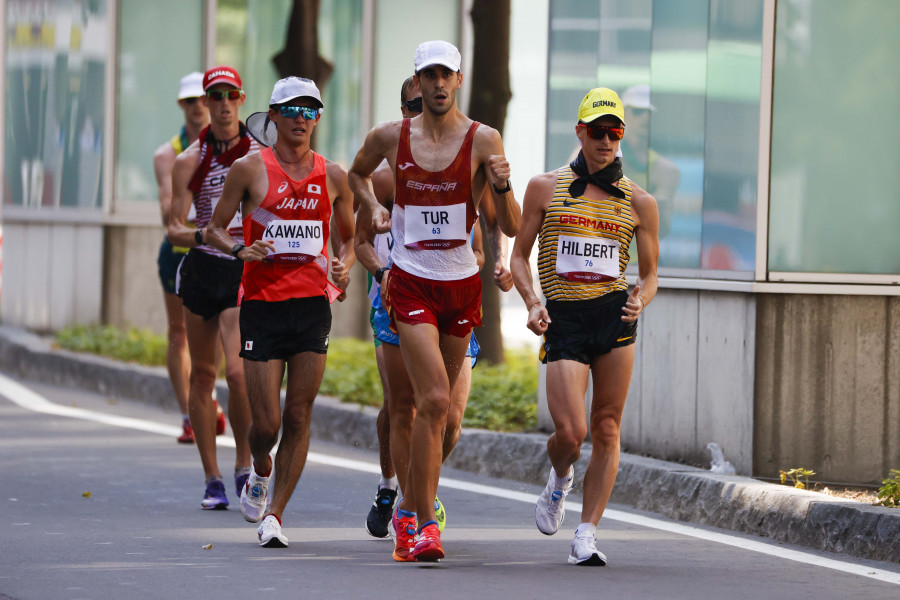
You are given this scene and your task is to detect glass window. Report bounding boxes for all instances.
[769,0,900,276]
[4,0,108,209]
[115,0,203,203]
[545,0,763,277]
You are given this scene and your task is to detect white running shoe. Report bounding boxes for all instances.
[257,515,288,548]
[240,460,271,523]
[567,532,607,566]
[535,467,574,535]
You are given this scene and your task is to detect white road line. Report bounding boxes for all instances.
[1,372,898,585]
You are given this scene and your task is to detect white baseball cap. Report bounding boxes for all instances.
[621,84,656,111]
[414,40,461,73]
[177,72,204,100]
[269,76,324,108]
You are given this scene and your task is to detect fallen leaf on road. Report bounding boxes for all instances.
[202,543,212,550]
[82,492,92,498]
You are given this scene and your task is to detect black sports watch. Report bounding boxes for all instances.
[231,243,245,259]
[492,180,511,194]
[374,266,389,284]
[194,228,204,245]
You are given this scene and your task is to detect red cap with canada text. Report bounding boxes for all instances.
[203,66,242,91]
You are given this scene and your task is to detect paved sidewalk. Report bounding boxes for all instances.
[0,325,896,564]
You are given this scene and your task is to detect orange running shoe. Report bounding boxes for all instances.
[214,401,226,436]
[411,522,444,562]
[392,509,418,562]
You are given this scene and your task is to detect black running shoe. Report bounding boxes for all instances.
[365,487,398,538]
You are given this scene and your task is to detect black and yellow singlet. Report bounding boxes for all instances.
[170,126,190,156]
[537,166,635,301]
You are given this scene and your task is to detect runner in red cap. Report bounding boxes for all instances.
[167,65,257,511]
[349,40,520,562]
[206,76,356,548]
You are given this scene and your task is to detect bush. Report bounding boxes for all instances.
[56,324,168,366]
[318,338,384,406]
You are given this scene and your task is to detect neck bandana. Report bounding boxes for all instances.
[568,151,626,200]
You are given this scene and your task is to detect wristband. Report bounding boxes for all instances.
[492,180,511,194]
[194,228,204,246]
[528,301,541,311]
[231,243,245,260]
[374,266,389,284]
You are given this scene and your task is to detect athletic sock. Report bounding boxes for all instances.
[575,522,597,537]
[379,476,399,491]
[182,415,190,424]
[205,475,224,485]
[551,466,574,489]
[397,509,416,519]
[235,466,251,478]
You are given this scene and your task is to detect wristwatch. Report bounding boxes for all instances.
[194,228,204,245]
[374,266,389,284]
[492,180,511,194]
[231,243,245,259]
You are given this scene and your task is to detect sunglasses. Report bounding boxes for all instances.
[402,97,423,113]
[206,89,243,101]
[278,105,320,120]
[577,123,625,141]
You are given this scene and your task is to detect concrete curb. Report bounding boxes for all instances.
[0,325,896,564]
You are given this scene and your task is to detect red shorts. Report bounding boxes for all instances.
[386,266,482,337]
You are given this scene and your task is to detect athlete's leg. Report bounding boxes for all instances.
[183,309,222,479]
[580,345,635,524]
[266,350,326,519]
[397,322,468,524]
[163,291,190,415]
[442,358,472,462]
[217,307,252,470]
[384,342,415,498]
[374,344,395,480]
[242,358,285,475]
[545,359,591,476]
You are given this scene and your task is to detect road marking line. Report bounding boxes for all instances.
[1,372,897,585]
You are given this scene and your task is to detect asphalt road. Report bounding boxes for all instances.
[1,375,897,600]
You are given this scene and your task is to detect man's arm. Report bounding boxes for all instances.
[472,216,485,269]
[153,143,176,228]
[206,155,272,261]
[621,184,659,323]
[354,162,394,276]
[167,147,203,248]
[328,162,357,300]
[478,188,512,291]
[511,171,555,336]
[348,122,397,234]
[478,127,522,238]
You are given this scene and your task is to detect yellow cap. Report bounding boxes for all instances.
[577,87,625,126]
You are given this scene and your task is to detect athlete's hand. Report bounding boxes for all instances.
[621,284,644,322]
[331,257,350,302]
[488,155,511,191]
[493,262,513,292]
[379,270,392,310]
[372,205,392,234]
[527,301,551,336]
[242,240,275,262]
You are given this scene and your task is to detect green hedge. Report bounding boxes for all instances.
[54,325,539,433]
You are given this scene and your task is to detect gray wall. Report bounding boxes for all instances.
[754,294,900,485]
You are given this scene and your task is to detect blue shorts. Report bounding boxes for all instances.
[372,293,480,367]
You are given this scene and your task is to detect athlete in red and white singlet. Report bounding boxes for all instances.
[349,41,521,562]
[207,76,355,549]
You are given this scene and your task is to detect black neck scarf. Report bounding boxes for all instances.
[568,151,626,200]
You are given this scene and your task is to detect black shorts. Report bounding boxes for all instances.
[539,290,637,364]
[240,296,332,361]
[156,237,186,295]
[178,249,243,320]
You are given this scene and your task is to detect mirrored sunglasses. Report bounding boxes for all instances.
[278,105,320,120]
[577,123,625,141]
[206,89,243,101]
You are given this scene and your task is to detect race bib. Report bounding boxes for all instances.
[262,219,324,264]
[555,234,620,282]
[404,203,467,249]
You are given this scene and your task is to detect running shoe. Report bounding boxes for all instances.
[257,514,288,548]
[234,468,251,499]
[177,419,195,444]
[392,508,418,562]
[434,496,446,532]
[568,532,607,566]
[365,486,398,538]
[240,460,271,523]
[214,401,226,436]
[535,467,574,535]
[201,478,229,510]
[411,522,444,562]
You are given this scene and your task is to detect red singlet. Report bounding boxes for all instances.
[241,147,332,302]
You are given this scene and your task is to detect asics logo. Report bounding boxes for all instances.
[278,181,289,194]
[409,309,424,316]
[398,162,415,170]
